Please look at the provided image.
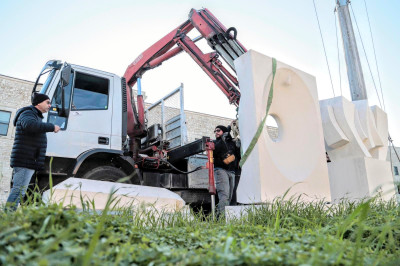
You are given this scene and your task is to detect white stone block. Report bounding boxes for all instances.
[43,178,186,212]
[320,105,349,149]
[234,50,331,203]
[370,106,389,160]
[353,100,383,150]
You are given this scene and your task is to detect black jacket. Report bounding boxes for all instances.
[10,106,55,170]
[213,134,238,171]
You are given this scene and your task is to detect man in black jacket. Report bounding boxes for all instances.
[5,93,60,211]
[213,125,238,216]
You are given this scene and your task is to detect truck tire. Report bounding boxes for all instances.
[82,166,130,183]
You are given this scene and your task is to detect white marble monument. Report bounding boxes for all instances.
[320,97,396,201]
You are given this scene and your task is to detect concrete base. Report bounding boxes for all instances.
[42,178,186,212]
[328,157,396,202]
[225,205,264,222]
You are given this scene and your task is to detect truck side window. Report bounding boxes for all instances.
[72,72,109,110]
[51,75,73,109]
[48,71,74,130]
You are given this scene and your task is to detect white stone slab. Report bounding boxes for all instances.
[234,50,331,203]
[43,178,186,212]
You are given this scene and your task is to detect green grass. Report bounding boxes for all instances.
[1,192,399,265]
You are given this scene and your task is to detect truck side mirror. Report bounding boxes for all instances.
[61,65,72,87]
[58,64,72,118]
[58,86,68,117]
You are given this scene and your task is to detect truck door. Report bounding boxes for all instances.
[46,69,113,158]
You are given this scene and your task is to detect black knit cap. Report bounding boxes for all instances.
[31,92,50,106]
[215,125,228,133]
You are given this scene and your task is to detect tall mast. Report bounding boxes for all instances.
[336,0,367,101]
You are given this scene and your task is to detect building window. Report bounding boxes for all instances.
[394,166,399,176]
[0,110,11,136]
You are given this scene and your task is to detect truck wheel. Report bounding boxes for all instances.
[82,166,130,183]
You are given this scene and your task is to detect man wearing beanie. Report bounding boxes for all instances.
[213,124,239,216]
[5,92,60,211]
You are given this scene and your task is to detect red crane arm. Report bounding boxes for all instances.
[123,20,194,138]
[123,8,246,140]
[123,20,194,87]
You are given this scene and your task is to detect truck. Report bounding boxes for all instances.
[31,8,246,206]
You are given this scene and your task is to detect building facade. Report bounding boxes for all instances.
[0,74,232,203]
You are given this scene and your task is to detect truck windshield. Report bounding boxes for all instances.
[39,68,57,94]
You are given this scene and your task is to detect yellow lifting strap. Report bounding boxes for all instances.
[239,58,277,168]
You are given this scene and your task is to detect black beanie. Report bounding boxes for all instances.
[215,125,228,133]
[32,92,50,106]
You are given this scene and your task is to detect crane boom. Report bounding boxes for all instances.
[123,8,246,143]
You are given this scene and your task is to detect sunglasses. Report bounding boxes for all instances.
[214,129,222,133]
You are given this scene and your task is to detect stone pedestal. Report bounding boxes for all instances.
[328,157,394,201]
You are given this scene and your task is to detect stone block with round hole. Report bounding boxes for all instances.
[234,50,331,203]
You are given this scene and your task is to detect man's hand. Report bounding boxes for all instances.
[54,125,61,133]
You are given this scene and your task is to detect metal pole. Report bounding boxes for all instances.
[206,141,216,220]
[336,0,367,101]
[179,83,187,146]
[161,100,165,140]
[211,195,216,220]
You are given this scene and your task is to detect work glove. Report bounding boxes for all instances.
[223,153,236,165]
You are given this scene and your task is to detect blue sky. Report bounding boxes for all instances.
[0,0,399,143]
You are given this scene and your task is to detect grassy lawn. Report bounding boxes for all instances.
[1,194,399,265]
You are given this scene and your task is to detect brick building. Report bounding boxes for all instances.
[0,74,232,203]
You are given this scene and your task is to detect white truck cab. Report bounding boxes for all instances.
[42,64,124,158]
[33,61,132,185]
